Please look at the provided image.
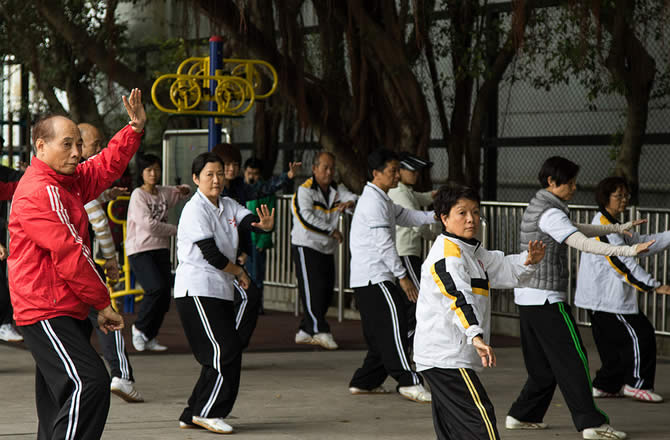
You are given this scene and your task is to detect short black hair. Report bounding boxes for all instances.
[192,152,224,177]
[367,148,399,179]
[211,143,241,165]
[595,176,629,208]
[244,157,263,170]
[538,156,580,188]
[136,153,162,186]
[434,183,480,220]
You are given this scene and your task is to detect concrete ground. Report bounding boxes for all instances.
[1,340,669,439]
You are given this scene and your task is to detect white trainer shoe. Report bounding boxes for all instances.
[398,384,431,403]
[582,424,627,439]
[0,323,23,342]
[144,338,168,352]
[313,332,339,350]
[110,377,144,403]
[593,386,624,398]
[179,421,198,429]
[192,416,234,434]
[131,325,146,351]
[505,415,547,430]
[623,384,663,402]
[349,385,392,395]
[295,329,314,345]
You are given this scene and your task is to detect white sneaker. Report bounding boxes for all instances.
[623,384,663,402]
[144,338,168,352]
[349,385,391,395]
[179,421,198,429]
[312,332,338,350]
[0,323,23,342]
[192,416,234,434]
[132,325,146,351]
[110,377,144,403]
[582,424,627,439]
[593,386,624,398]
[295,329,314,345]
[505,415,547,430]
[398,384,431,403]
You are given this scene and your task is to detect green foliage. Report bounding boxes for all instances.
[517,2,670,105]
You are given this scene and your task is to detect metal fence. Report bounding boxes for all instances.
[265,195,670,335]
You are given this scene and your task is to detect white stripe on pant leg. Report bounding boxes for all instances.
[616,314,643,389]
[41,320,82,440]
[201,373,224,418]
[234,281,247,330]
[114,331,130,381]
[403,256,420,289]
[378,283,419,385]
[298,247,319,334]
[193,297,224,417]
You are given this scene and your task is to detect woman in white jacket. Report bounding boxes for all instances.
[413,184,545,440]
[575,177,670,403]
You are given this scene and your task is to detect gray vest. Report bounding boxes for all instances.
[520,189,570,292]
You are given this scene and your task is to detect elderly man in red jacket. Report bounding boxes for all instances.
[8,89,146,440]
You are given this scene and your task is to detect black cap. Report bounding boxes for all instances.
[399,152,433,171]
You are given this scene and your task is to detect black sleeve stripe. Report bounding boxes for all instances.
[292,193,331,235]
[471,278,490,290]
[195,238,229,270]
[313,201,328,210]
[433,259,480,327]
[597,235,655,292]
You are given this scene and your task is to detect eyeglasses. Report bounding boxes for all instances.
[611,193,630,201]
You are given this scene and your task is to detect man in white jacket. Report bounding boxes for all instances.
[414,183,545,440]
[388,152,436,345]
[291,151,357,349]
[348,148,436,403]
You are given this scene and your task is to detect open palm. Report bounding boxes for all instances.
[122,88,147,133]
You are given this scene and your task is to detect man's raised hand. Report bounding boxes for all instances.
[122,88,147,133]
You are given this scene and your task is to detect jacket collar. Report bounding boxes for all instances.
[599,207,620,225]
[310,176,337,191]
[30,157,79,187]
[196,189,224,214]
[444,231,481,251]
[366,182,390,201]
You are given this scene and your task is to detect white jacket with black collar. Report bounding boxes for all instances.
[414,233,536,372]
[290,176,358,255]
[575,210,670,314]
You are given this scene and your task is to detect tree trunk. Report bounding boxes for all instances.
[597,0,655,204]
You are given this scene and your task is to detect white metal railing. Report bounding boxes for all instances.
[480,201,670,335]
[264,196,670,335]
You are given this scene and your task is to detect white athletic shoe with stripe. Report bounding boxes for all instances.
[623,384,663,402]
[582,424,627,439]
[192,416,234,434]
[592,386,624,398]
[398,384,431,403]
[110,377,144,403]
[349,385,391,395]
[505,415,547,430]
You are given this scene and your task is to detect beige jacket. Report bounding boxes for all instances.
[388,182,437,257]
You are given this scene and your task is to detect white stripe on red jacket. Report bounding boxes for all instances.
[8,125,141,326]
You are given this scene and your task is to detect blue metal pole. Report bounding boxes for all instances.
[208,36,223,151]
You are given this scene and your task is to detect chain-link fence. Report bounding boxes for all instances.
[411,1,670,205]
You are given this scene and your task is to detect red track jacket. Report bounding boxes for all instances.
[8,125,142,326]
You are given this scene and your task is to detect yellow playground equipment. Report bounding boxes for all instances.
[151,56,278,117]
[94,196,144,312]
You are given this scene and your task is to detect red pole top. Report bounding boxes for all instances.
[209,36,223,42]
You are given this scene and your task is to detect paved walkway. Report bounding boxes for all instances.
[1,334,669,439]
